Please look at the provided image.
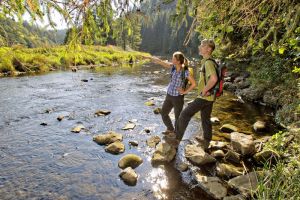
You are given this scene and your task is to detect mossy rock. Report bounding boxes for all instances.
[118,154,143,169]
[93,131,123,145]
[220,124,239,133]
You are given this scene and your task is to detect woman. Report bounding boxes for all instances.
[146,52,196,136]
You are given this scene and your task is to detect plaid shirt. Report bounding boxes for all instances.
[167,65,189,96]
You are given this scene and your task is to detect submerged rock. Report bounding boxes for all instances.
[119,167,138,186]
[152,142,177,163]
[220,124,239,133]
[210,117,220,124]
[185,144,216,165]
[228,172,259,196]
[145,101,155,106]
[225,150,241,164]
[144,128,151,133]
[178,163,189,172]
[122,122,136,130]
[57,115,64,121]
[216,163,243,179]
[231,132,256,156]
[147,136,161,148]
[223,195,245,200]
[209,141,229,149]
[45,108,54,113]
[211,150,225,158]
[93,131,122,145]
[153,107,161,114]
[71,124,85,133]
[253,120,268,132]
[129,140,139,146]
[105,141,125,154]
[118,154,143,169]
[94,109,111,116]
[195,174,228,199]
[254,150,280,164]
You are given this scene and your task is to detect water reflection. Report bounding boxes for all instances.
[147,166,169,200]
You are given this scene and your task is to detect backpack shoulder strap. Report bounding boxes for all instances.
[181,66,189,80]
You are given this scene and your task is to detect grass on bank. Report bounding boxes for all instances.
[253,129,300,200]
[0,45,150,74]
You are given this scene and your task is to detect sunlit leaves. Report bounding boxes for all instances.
[279,47,286,54]
[225,26,234,33]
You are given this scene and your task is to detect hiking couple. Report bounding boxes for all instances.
[146,39,218,151]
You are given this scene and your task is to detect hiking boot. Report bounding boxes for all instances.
[162,130,176,137]
[195,137,210,151]
[164,137,180,148]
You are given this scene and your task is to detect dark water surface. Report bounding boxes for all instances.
[0,64,275,200]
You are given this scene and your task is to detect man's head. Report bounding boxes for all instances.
[198,39,215,57]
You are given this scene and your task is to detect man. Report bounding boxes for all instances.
[176,39,218,150]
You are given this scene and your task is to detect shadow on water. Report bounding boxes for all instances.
[0,63,278,199]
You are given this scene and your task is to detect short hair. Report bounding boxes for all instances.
[201,39,215,51]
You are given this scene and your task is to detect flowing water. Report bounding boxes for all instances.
[0,63,277,200]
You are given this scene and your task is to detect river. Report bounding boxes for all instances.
[0,63,276,200]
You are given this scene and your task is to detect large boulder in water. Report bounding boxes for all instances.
[228,172,259,196]
[147,136,161,147]
[254,150,280,164]
[195,174,228,199]
[185,144,216,165]
[93,131,123,145]
[216,163,243,179]
[118,154,143,169]
[105,141,125,154]
[119,167,138,186]
[231,132,256,156]
[152,142,177,163]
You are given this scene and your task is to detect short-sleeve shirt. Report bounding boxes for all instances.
[197,58,217,101]
[167,65,189,96]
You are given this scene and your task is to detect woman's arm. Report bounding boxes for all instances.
[143,55,172,68]
[177,75,196,95]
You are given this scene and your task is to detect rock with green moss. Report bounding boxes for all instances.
[105,141,125,154]
[231,132,256,156]
[119,167,138,186]
[220,124,239,133]
[93,131,123,145]
[228,172,259,196]
[195,174,228,199]
[216,163,243,178]
[147,136,161,147]
[152,142,177,163]
[118,154,143,169]
[185,144,216,165]
[254,150,280,164]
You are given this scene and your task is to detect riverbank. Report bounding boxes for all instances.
[221,59,300,199]
[0,45,149,76]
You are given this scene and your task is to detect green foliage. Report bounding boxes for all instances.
[255,161,300,200]
[0,45,149,74]
[0,56,14,73]
[113,14,142,50]
[0,17,66,47]
[255,131,300,199]
[276,101,300,126]
[169,0,299,59]
[248,56,292,87]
